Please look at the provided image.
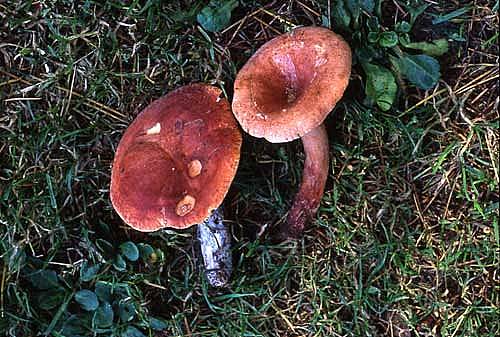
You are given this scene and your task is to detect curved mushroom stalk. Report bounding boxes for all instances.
[197,207,232,287]
[283,124,329,238]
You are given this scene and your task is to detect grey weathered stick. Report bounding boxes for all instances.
[197,207,232,287]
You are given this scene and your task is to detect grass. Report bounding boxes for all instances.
[0,0,498,336]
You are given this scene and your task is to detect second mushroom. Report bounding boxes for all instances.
[110,84,242,287]
[232,26,352,238]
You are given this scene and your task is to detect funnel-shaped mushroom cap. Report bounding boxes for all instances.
[232,26,351,143]
[110,84,242,231]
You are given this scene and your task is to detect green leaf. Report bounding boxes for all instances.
[95,281,113,302]
[196,0,238,32]
[366,16,379,32]
[367,32,379,43]
[332,0,351,29]
[405,3,430,25]
[344,0,360,24]
[27,269,59,290]
[391,54,441,90]
[121,326,146,337]
[37,289,66,310]
[400,38,449,56]
[431,6,470,25]
[362,63,397,111]
[80,261,100,282]
[395,21,410,33]
[93,302,114,328]
[355,45,380,63]
[119,242,139,262]
[119,301,136,322]
[149,317,168,331]
[171,3,203,23]
[360,0,375,13]
[75,290,99,311]
[137,243,155,262]
[113,254,127,271]
[378,31,398,47]
[62,315,87,336]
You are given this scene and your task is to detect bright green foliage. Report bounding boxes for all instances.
[329,0,456,108]
[362,63,397,111]
[399,37,449,56]
[391,54,441,89]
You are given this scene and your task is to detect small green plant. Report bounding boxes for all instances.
[19,241,167,337]
[197,0,239,32]
[325,0,460,111]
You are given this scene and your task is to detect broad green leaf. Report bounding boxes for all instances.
[391,54,441,89]
[80,261,100,282]
[95,281,113,302]
[75,290,99,311]
[93,302,114,328]
[27,269,59,290]
[332,0,351,29]
[401,38,449,56]
[363,63,397,111]
[121,326,146,337]
[149,317,168,331]
[120,241,139,262]
[378,31,398,47]
[113,254,127,271]
[197,0,238,32]
[119,301,136,322]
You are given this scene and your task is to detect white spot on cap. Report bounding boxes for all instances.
[188,160,202,178]
[146,122,161,135]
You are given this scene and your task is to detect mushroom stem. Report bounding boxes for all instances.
[197,207,232,287]
[284,124,329,238]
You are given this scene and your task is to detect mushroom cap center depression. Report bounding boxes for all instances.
[250,46,322,118]
[232,27,351,143]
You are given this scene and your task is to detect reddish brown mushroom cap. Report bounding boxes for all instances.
[232,26,352,143]
[110,84,242,231]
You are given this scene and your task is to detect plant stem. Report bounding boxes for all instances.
[284,124,329,238]
[197,207,232,287]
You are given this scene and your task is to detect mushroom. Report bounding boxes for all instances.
[110,84,242,287]
[232,26,351,238]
